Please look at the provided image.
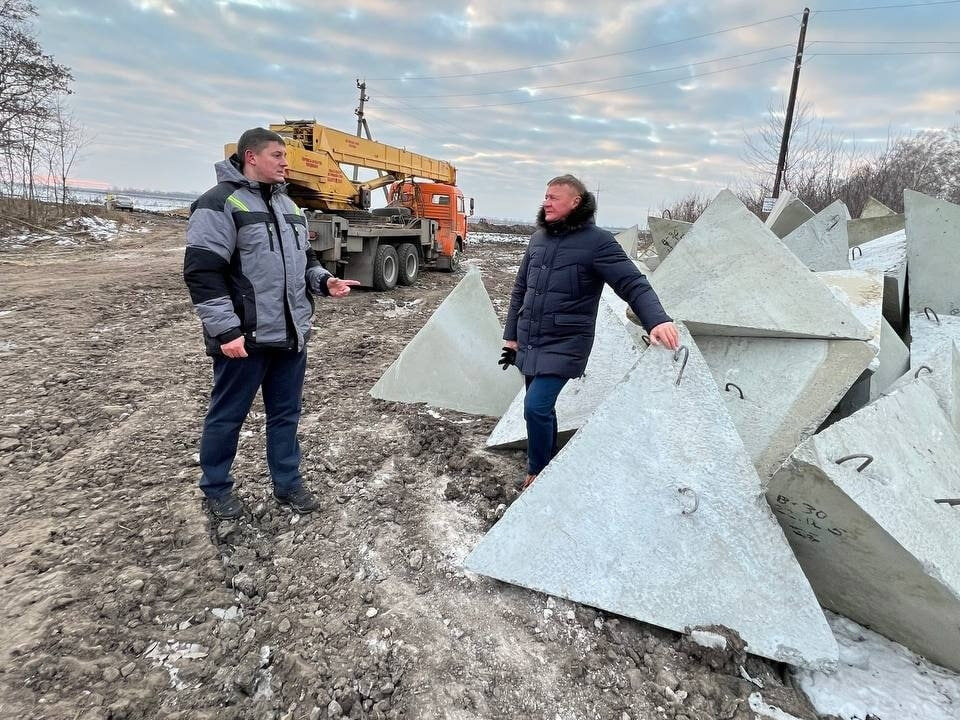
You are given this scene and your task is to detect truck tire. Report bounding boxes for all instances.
[447,239,463,273]
[397,243,420,286]
[372,244,399,291]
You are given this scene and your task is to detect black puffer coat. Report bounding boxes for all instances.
[503,193,671,378]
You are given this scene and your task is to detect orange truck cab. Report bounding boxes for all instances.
[390,180,474,269]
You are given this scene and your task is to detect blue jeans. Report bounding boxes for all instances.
[523,374,569,475]
[199,348,307,499]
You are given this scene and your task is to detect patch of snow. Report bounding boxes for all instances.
[470,231,528,245]
[144,640,207,690]
[794,612,960,720]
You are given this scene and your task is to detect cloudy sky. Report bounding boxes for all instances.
[35,0,960,225]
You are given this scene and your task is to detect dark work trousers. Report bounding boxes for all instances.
[199,348,307,499]
[523,374,570,475]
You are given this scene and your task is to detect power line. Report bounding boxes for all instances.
[412,55,794,111]
[813,0,960,13]
[808,39,960,43]
[809,49,960,54]
[366,14,799,81]
[377,45,794,99]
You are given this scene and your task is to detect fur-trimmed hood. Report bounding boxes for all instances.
[536,191,598,236]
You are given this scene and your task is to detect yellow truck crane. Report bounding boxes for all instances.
[227,121,473,290]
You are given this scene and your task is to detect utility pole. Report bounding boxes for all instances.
[352,79,369,183]
[772,7,810,201]
[353,78,390,201]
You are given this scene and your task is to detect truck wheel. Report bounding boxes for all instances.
[397,243,420,286]
[372,244,399,291]
[449,239,463,272]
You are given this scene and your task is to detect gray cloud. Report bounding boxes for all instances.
[34,0,960,224]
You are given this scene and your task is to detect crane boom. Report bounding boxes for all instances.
[258,120,456,212]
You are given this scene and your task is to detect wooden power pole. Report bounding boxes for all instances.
[772,7,811,201]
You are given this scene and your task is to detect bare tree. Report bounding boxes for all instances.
[45,96,88,207]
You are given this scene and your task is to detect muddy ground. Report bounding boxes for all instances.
[0,213,824,719]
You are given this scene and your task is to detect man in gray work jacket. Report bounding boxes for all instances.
[184,127,358,520]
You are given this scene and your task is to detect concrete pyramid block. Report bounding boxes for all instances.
[768,379,960,671]
[905,189,960,316]
[696,335,874,481]
[847,213,905,247]
[614,224,639,258]
[467,325,838,671]
[818,270,884,370]
[888,339,960,431]
[781,200,851,271]
[369,268,522,416]
[849,228,907,331]
[647,216,692,260]
[765,191,815,238]
[860,196,896,219]
[650,190,870,340]
[486,292,644,448]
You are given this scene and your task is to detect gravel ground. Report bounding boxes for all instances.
[0,216,823,719]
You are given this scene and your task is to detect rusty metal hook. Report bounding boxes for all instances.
[835,454,874,472]
[935,498,960,506]
[915,365,933,378]
[673,345,689,386]
[662,209,672,220]
[724,382,744,399]
[677,486,699,515]
[924,307,941,325]
[851,246,862,259]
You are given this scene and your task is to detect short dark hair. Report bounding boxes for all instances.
[237,127,285,167]
[547,174,588,197]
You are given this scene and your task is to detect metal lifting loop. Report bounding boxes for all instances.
[641,334,651,347]
[915,365,933,378]
[677,486,699,515]
[662,209,672,220]
[724,382,744,399]
[835,454,874,472]
[851,246,862,259]
[934,498,960,507]
[673,345,689,386]
[924,307,941,325]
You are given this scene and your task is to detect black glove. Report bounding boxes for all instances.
[498,346,517,370]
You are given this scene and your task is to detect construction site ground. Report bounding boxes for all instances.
[0,212,823,720]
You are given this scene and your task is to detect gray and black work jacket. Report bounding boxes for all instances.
[183,156,331,356]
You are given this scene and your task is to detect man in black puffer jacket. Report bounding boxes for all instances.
[501,174,679,488]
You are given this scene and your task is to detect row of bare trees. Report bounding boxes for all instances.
[0,0,86,218]
[659,98,960,222]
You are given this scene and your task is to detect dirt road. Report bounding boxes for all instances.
[0,215,820,719]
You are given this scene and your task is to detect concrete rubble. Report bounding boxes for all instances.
[781,200,852,271]
[467,326,839,671]
[650,190,869,340]
[369,268,522,416]
[765,191,815,238]
[905,189,960,316]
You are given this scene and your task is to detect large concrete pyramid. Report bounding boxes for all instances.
[860,196,896,219]
[849,228,907,331]
[647,216,692,261]
[651,190,870,340]
[696,335,874,481]
[466,325,838,671]
[486,292,644,448]
[769,379,960,671]
[614,224,639,258]
[781,200,851,271]
[847,213,904,248]
[905,189,960,316]
[765,191,814,238]
[369,268,522,416]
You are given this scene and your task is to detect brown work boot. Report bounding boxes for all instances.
[522,474,537,490]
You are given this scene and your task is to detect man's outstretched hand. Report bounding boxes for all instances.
[649,321,680,350]
[326,277,361,298]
